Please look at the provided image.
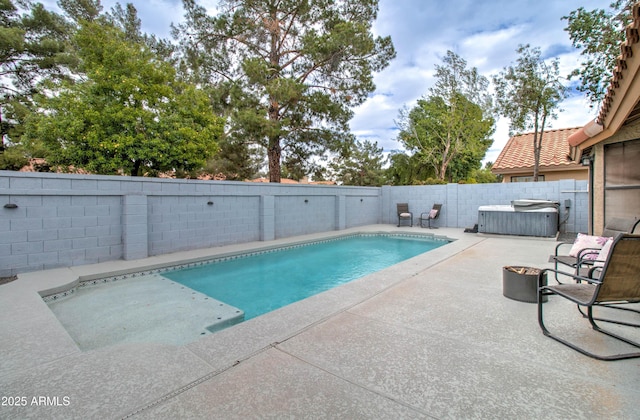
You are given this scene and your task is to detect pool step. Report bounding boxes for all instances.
[204,303,245,333]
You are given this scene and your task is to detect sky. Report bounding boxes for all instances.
[49,0,612,164]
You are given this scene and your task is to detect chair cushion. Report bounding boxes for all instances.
[399,212,411,217]
[429,209,438,218]
[568,233,611,260]
[593,239,614,267]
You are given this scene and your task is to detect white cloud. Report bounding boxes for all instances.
[351,0,608,163]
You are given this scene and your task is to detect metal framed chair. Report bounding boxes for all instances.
[538,234,640,361]
[397,203,412,227]
[549,217,640,281]
[419,204,442,228]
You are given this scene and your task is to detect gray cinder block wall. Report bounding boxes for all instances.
[381,179,588,232]
[0,172,380,276]
[0,171,588,277]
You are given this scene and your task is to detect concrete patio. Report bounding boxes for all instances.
[1,225,638,419]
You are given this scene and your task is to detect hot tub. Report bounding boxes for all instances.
[478,204,558,237]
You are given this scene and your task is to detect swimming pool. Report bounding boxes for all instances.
[45,232,450,349]
[164,234,448,321]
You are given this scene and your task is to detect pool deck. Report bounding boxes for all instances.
[1,225,638,419]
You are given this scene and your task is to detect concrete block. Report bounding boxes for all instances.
[43,217,72,230]
[84,206,111,217]
[72,216,98,228]
[0,230,27,244]
[13,196,43,207]
[139,181,159,192]
[70,179,98,190]
[2,207,26,219]
[0,254,28,276]
[98,180,122,191]
[161,182,181,193]
[109,244,123,259]
[0,175,9,189]
[58,227,86,240]
[85,225,111,238]
[99,234,122,247]
[42,177,71,190]
[123,223,147,236]
[62,206,85,217]
[10,176,42,190]
[72,237,98,250]
[58,249,87,265]
[12,241,43,255]
[85,246,112,261]
[179,183,197,193]
[44,239,72,252]
[123,214,147,226]
[11,218,41,231]
[27,229,58,242]
[26,206,58,218]
[98,215,121,227]
[28,251,59,266]
[72,196,98,206]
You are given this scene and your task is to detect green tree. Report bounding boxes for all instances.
[106,2,175,60]
[396,51,494,183]
[203,140,264,181]
[564,0,634,106]
[58,0,102,22]
[328,139,386,186]
[174,0,395,182]
[493,44,567,182]
[1,0,73,153]
[465,162,501,184]
[25,20,223,176]
[385,151,432,186]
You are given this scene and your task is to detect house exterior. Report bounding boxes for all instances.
[568,2,640,235]
[491,127,588,183]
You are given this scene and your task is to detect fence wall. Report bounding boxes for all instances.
[0,171,588,277]
[381,179,589,233]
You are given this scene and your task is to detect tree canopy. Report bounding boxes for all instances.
[0,0,73,150]
[328,139,387,186]
[24,19,223,176]
[493,44,567,181]
[174,0,396,182]
[396,51,494,183]
[564,0,634,106]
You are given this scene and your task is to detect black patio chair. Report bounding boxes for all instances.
[538,234,640,361]
[397,203,412,227]
[419,204,442,228]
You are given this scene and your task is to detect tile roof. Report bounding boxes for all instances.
[492,127,583,172]
[596,2,640,127]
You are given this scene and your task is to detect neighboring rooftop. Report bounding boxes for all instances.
[492,127,584,174]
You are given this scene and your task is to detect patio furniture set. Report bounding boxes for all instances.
[398,201,640,362]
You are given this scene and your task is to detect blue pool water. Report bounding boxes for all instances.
[164,234,448,321]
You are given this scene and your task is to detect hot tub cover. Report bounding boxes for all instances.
[511,199,559,211]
